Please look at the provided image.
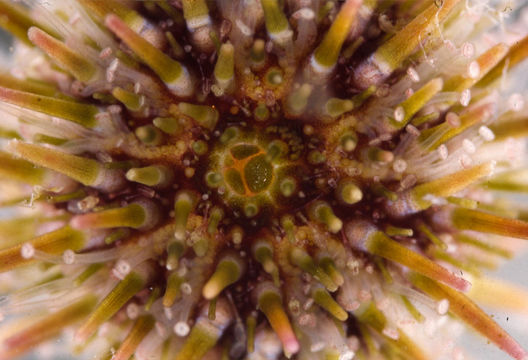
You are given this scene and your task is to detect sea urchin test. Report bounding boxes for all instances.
[0,0,527,360]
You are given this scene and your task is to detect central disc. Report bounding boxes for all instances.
[205,125,307,218]
[225,146,273,195]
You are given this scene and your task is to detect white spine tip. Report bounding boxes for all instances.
[339,350,355,360]
[174,321,190,337]
[478,126,495,141]
[113,260,131,280]
[508,93,524,112]
[406,67,420,82]
[459,89,471,106]
[63,249,76,264]
[467,61,480,79]
[21,243,35,259]
[394,106,405,122]
[436,299,450,315]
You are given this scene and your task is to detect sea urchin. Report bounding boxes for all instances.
[0,0,527,359]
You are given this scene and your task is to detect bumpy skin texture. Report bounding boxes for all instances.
[0,1,527,360]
